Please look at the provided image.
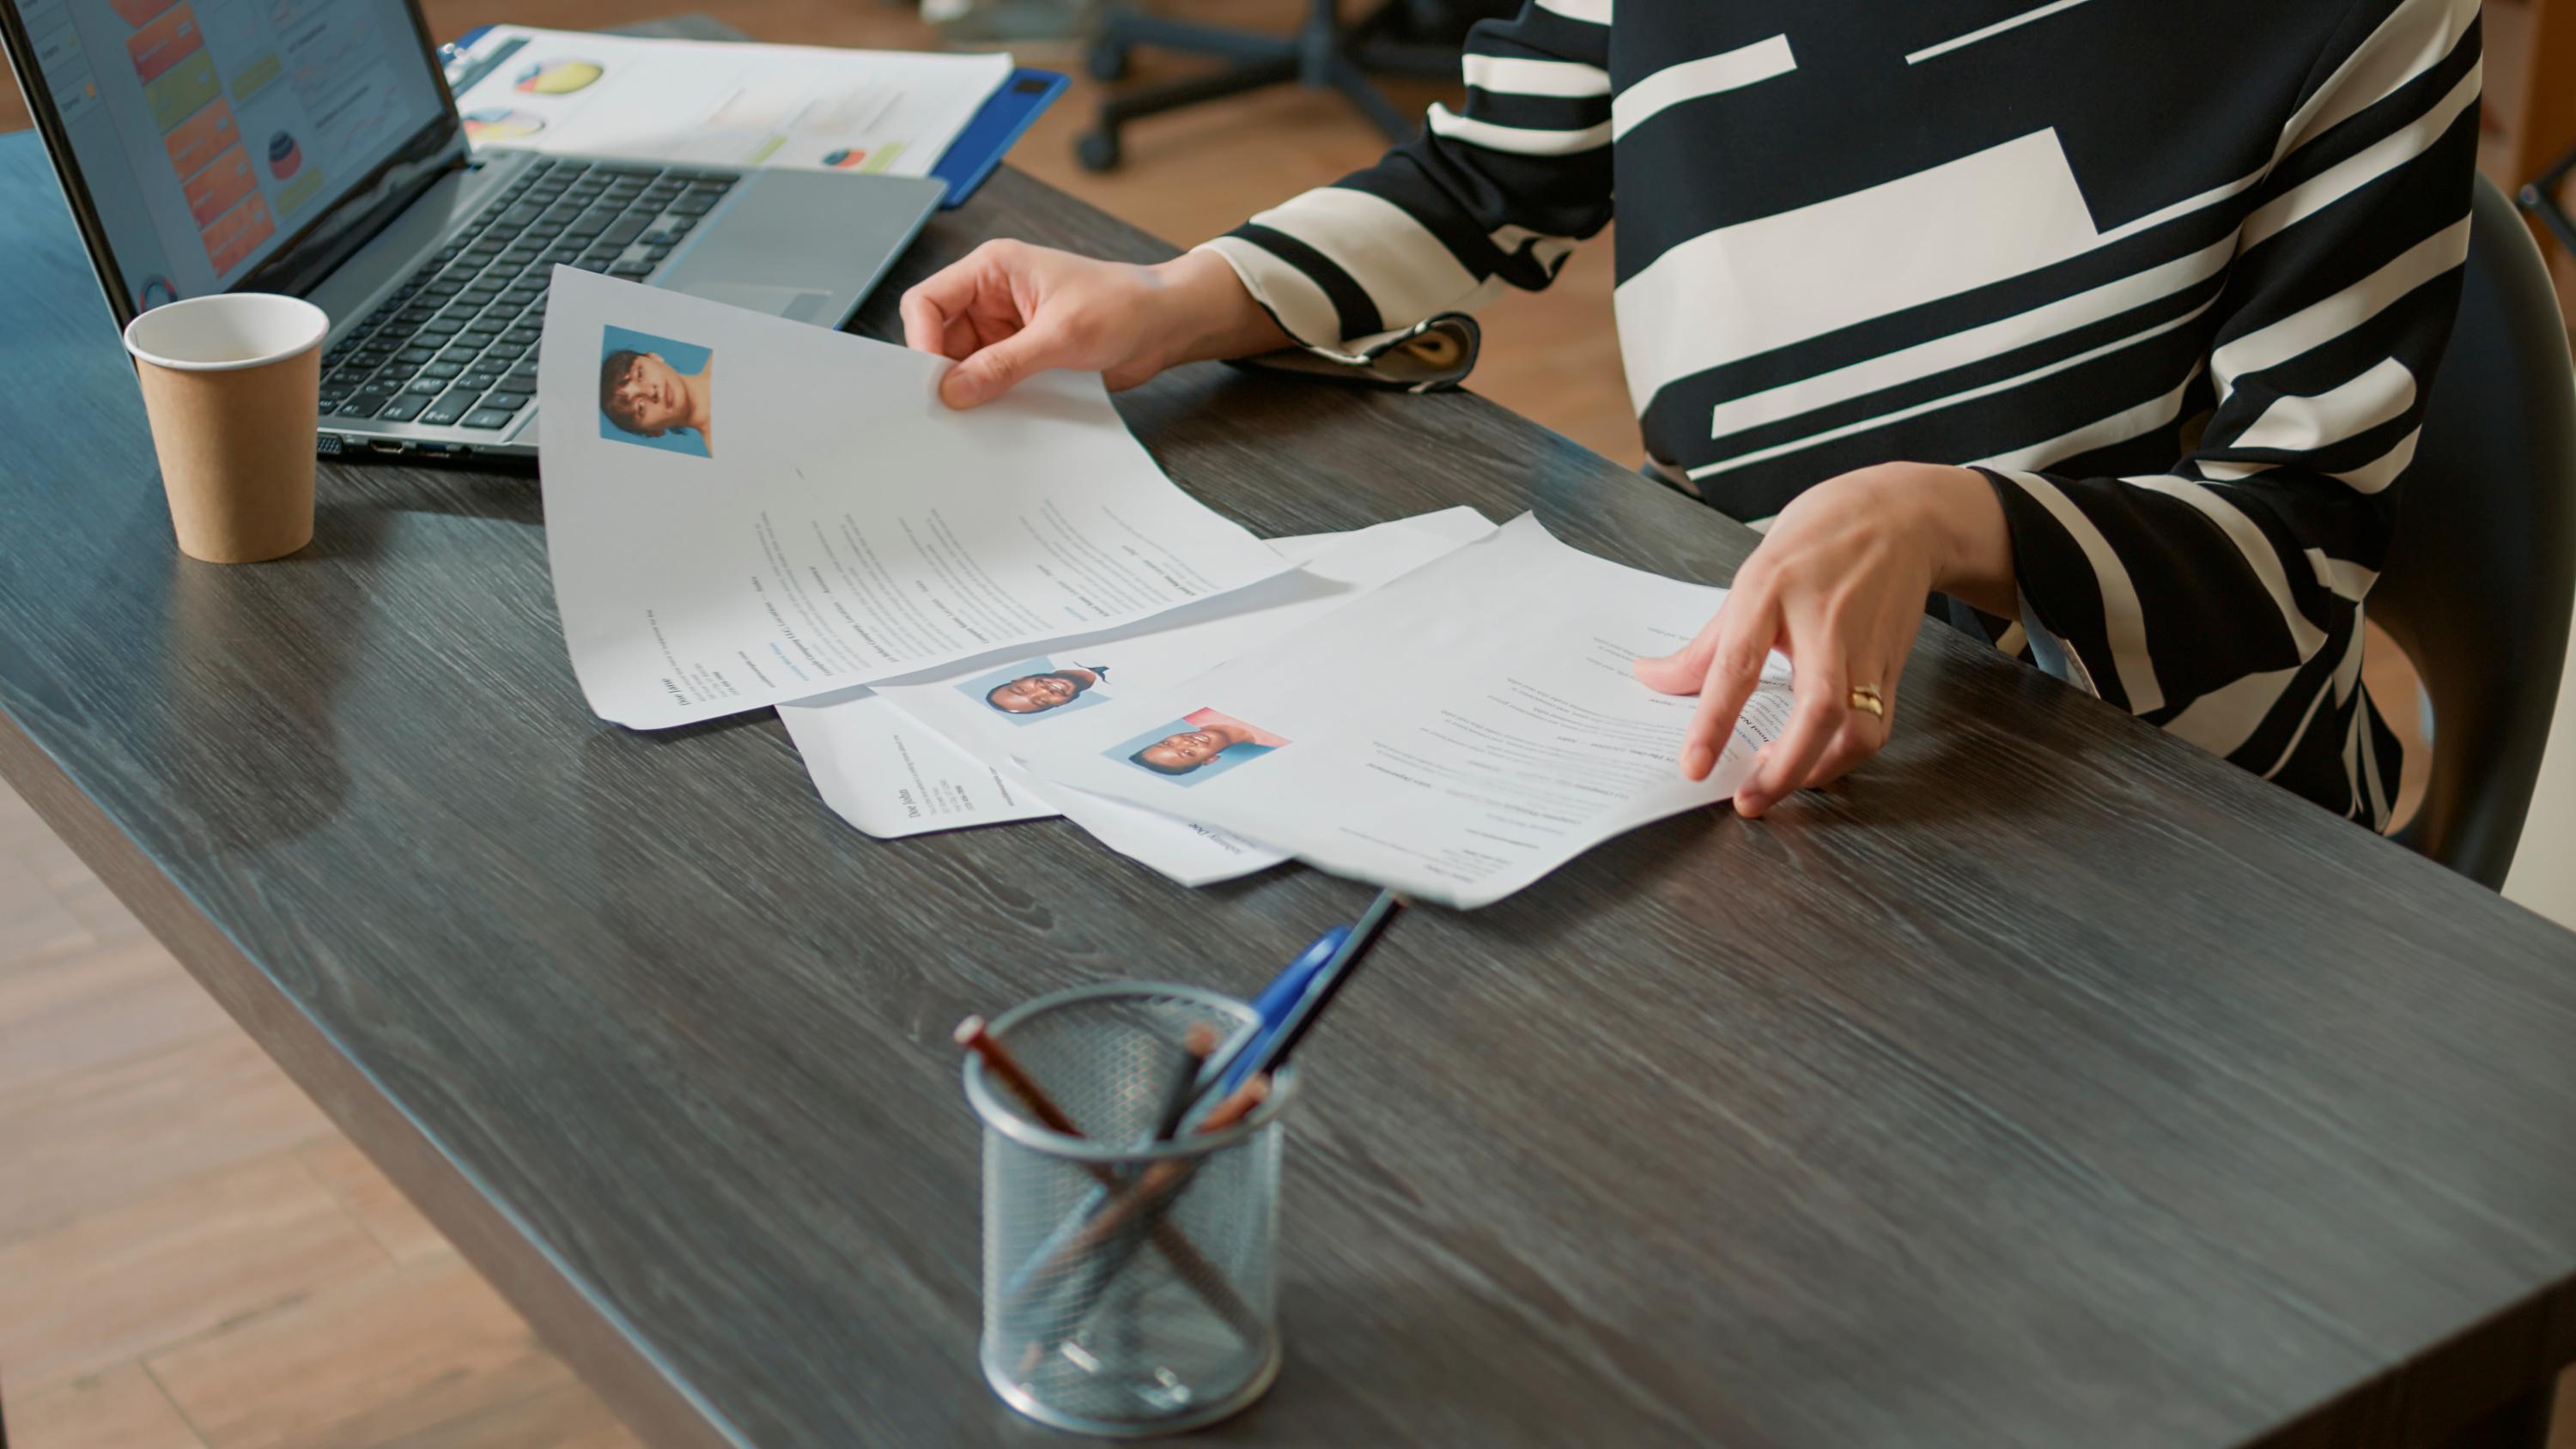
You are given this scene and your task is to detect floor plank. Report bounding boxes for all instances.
[0,1034,339,1243]
[9,1364,205,1449]
[0,852,92,973]
[143,1256,575,1449]
[367,1375,645,1449]
[0,939,234,1100]
[0,1152,390,1389]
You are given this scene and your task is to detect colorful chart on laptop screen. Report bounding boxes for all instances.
[514,59,602,95]
[39,0,453,302]
[123,2,199,85]
[463,107,547,141]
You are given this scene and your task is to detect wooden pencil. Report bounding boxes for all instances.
[956,1014,1263,1343]
[954,1014,1080,1136]
[1059,1074,1272,1264]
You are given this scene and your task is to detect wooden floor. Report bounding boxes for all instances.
[0,774,643,1447]
[0,0,2544,1442]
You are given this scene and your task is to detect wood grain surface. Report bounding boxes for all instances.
[3,132,2574,1448]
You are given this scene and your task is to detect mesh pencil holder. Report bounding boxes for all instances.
[963,981,1300,1437]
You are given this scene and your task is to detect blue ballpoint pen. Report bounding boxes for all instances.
[1197,924,1350,1099]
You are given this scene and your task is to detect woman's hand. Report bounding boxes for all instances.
[1633,463,2016,817]
[899,243,1291,409]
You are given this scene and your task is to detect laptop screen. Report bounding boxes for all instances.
[3,0,453,314]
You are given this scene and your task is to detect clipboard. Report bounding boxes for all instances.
[932,67,1066,208]
[441,29,1060,209]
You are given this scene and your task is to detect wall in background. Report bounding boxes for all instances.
[2487,0,2576,322]
[2483,0,2576,925]
[2509,632,2576,927]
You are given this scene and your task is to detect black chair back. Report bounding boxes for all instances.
[2373,175,2576,888]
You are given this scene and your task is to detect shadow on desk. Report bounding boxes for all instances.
[317,460,544,542]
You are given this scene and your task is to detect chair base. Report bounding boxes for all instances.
[1076,0,1455,171]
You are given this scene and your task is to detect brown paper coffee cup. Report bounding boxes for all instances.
[123,294,329,564]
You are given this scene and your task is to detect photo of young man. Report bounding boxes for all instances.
[598,328,715,457]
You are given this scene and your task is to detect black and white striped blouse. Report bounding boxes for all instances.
[1199,0,2482,829]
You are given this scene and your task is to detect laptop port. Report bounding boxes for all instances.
[366,439,410,455]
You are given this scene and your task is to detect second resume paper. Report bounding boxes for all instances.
[1019,515,1796,907]
[777,682,1057,838]
[538,269,1288,729]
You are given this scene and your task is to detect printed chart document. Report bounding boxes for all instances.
[1020,515,1796,908]
[781,510,1496,879]
[538,269,1289,729]
[450,27,1008,179]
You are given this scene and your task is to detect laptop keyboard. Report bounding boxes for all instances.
[318,159,739,433]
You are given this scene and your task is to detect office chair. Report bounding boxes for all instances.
[1074,0,1473,172]
[2521,139,2576,258]
[2368,173,2576,889]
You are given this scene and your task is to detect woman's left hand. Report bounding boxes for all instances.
[1633,462,2015,818]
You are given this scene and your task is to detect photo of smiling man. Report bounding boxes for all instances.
[598,325,715,458]
[1109,706,1289,787]
[959,658,1112,720]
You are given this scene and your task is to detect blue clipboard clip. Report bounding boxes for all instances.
[933,67,1066,209]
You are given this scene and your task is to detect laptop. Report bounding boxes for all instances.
[0,0,945,460]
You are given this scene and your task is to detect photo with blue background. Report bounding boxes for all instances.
[1105,715,1279,788]
[954,656,1115,724]
[599,324,712,457]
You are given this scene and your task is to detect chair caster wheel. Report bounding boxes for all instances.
[1086,40,1129,81]
[1076,130,1121,173]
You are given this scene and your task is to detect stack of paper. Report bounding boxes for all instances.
[538,270,1793,907]
[1012,516,1793,906]
[785,509,1497,884]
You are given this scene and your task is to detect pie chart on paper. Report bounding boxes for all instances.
[266,130,301,179]
[464,107,547,142]
[514,58,603,95]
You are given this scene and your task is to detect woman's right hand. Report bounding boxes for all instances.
[899,242,1291,409]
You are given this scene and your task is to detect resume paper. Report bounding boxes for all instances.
[537,269,1288,729]
[1018,515,1795,907]
[781,509,1497,882]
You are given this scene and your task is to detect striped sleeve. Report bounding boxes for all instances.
[1978,0,2477,817]
[1192,0,1615,365]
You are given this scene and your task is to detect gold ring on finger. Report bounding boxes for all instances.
[1848,683,1886,718]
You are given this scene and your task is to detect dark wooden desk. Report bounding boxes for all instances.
[4,130,2575,1448]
